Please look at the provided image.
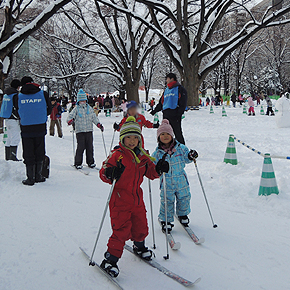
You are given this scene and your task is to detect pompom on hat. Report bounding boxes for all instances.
[157,119,175,139]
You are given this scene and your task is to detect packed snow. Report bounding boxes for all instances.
[1,103,290,290]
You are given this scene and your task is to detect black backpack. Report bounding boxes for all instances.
[42,155,50,178]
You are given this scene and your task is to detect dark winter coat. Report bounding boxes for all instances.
[4,87,19,120]
[18,84,52,138]
[153,81,187,118]
[231,93,237,103]
[50,103,62,120]
[103,97,113,109]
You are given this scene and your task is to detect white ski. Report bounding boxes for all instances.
[158,220,181,250]
[70,165,89,175]
[124,244,201,287]
[79,247,124,290]
[175,215,205,245]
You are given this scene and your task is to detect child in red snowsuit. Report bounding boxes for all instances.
[113,100,159,132]
[99,116,169,277]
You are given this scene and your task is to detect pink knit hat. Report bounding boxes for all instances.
[157,119,175,139]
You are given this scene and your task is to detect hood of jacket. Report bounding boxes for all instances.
[21,83,41,95]
[4,87,18,95]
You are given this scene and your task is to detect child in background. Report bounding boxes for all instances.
[265,96,275,116]
[67,89,104,169]
[248,96,255,116]
[152,119,198,232]
[113,101,159,132]
[99,116,169,277]
[50,97,63,138]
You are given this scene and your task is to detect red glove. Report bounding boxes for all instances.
[97,123,104,132]
[68,119,74,126]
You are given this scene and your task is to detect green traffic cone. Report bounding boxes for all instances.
[2,127,8,145]
[154,113,159,124]
[222,106,227,117]
[243,105,247,114]
[106,110,111,117]
[258,154,279,196]
[142,107,145,114]
[224,135,238,165]
[210,105,214,114]
[260,105,265,115]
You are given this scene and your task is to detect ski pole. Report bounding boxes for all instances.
[148,179,156,249]
[163,172,170,260]
[109,130,116,152]
[101,131,108,157]
[89,179,117,265]
[193,159,218,228]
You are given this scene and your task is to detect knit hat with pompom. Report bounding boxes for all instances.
[157,119,175,139]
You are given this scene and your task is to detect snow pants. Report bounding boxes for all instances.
[50,119,63,138]
[167,115,185,145]
[159,175,191,223]
[266,107,275,116]
[249,106,255,114]
[107,203,148,258]
[75,132,94,166]
[5,119,20,147]
[22,136,45,166]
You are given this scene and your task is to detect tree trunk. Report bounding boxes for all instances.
[183,69,201,107]
[145,88,149,102]
[124,81,140,103]
[0,72,6,134]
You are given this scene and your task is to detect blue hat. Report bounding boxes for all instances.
[126,101,138,109]
[77,89,87,102]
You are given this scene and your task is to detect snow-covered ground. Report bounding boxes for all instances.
[1,102,290,290]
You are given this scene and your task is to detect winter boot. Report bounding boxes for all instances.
[100,252,119,277]
[22,165,35,186]
[88,163,96,168]
[10,146,20,161]
[178,215,190,227]
[35,161,46,183]
[133,241,155,261]
[161,221,174,233]
[5,146,11,161]
[253,112,256,116]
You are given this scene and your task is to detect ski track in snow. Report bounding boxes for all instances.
[1,103,290,290]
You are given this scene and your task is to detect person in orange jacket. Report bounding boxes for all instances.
[99,116,169,277]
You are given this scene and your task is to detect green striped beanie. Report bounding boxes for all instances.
[120,116,142,144]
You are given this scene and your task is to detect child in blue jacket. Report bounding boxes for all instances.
[152,119,198,232]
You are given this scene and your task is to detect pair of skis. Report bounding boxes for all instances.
[164,216,205,250]
[70,165,100,175]
[80,245,201,289]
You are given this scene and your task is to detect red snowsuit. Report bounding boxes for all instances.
[99,143,160,258]
[118,113,153,132]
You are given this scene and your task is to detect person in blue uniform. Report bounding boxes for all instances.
[18,76,52,186]
[0,79,21,161]
[150,73,187,144]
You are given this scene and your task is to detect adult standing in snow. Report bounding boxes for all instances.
[103,94,112,115]
[150,73,187,144]
[49,97,63,138]
[231,93,237,107]
[18,76,52,186]
[0,79,21,161]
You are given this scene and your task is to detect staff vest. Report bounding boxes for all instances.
[18,90,47,126]
[162,86,179,110]
[0,93,16,118]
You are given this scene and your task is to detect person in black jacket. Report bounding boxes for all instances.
[0,79,21,161]
[17,76,52,186]
[103,95,113,114]
[150,73,187,144]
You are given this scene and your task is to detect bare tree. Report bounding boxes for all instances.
[97,0,290,106]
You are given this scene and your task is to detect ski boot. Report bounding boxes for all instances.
[88,163,96,168]
[100,252,119,278]
[133,241,155,261]
[160,221,174,233]
[178,215,190,227]
[75,165,83,170]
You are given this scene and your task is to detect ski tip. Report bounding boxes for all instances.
[172,241,181,250]
[197,237,205,244]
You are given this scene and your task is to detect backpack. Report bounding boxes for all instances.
[42,155,50,178]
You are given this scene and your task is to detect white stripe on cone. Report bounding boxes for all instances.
[260,178,278,187]
[224,153,237,159]
[261,164,275,173]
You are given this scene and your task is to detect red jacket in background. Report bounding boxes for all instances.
[118,113,153,132]
[50,103,62,120]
